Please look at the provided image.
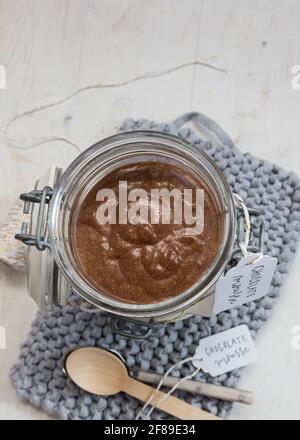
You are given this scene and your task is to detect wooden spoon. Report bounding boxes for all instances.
[64,346,220,420]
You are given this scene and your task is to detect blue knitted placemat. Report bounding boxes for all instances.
[10,113,300,420]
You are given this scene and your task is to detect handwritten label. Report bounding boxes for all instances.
[213,254,277,315]
[193,325,257,376]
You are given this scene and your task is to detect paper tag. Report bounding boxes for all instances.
[193,325,257,376]
[213,253,277,315]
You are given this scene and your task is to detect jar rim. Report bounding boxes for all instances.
[48,131,236,319]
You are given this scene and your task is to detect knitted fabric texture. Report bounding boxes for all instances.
[10,113,300,420]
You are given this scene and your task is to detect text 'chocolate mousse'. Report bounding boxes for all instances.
[73,161,222,304]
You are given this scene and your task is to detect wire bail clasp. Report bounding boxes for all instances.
[231,193,265,261]
[15,186,53,251]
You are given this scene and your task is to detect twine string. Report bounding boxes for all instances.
[135,356,203,420]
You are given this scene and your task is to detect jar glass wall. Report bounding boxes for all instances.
[48,131,236,319]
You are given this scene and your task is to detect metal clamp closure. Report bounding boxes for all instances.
[15,186,53,251]
[110,316,161,339]
[231,196,265,260]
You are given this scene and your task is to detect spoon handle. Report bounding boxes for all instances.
[125,377,220,420]
[133,370,253,404]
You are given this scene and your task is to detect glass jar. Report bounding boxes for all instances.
[16,131,264,337]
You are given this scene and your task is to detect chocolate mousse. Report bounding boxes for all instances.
[73,161,222,304]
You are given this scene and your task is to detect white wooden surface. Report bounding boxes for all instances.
[1,0,300,420]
